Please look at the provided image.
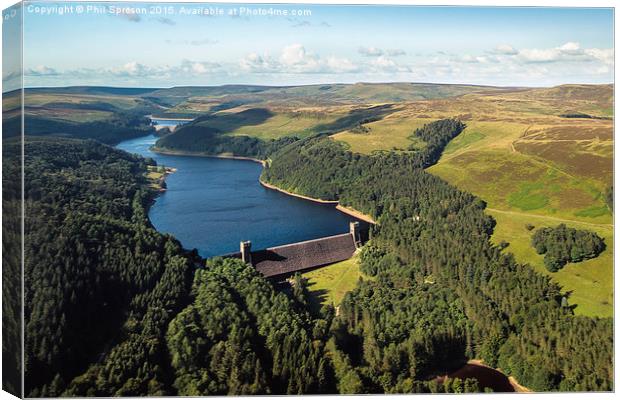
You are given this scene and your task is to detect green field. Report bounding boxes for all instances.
[192,107,347,139]
[422,87,613,317]
[303,256,371,310]
[488,209,613,317]
[333,115,433,154]
[429,147,610,223]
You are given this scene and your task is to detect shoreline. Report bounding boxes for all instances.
[151,147,266,166]
[259,180,376,224]
[336,205,376,224]
[149,166,177,192]
[152,146,376,224]
[258,179,339,205]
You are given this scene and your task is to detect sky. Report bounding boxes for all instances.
[4,2,615,88]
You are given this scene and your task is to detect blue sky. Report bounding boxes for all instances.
[9,2,615,88]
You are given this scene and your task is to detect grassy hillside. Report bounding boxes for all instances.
[147,82,508,112]
[3,89,161,144]
[423,85,613,317]
[325,83,613,317]
[332,112,433,153]
[302,256,372,311]
[487,210,613,317]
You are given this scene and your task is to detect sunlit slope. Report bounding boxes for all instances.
[18,88,155,123]
[424,84,613,317]
[332,111,433,153]
[302,256,374,312]
[163,104,397,141]
[487,210,612,317]
[326,83,612,317]
[160,83,513,143]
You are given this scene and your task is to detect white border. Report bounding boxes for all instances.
[0,1,617,400]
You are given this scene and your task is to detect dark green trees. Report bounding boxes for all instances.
[409,118,466,166]
[20,137,194,397]
[532,224,605,272]
[154,124,297,159]
[166,258,335,395]
[262,119,613,392]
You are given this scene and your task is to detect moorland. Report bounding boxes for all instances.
[2,81,613,396]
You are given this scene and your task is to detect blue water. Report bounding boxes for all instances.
[116,134,360,257]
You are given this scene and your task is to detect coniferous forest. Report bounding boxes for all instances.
[8,118,613,396]
[261,120,613,392]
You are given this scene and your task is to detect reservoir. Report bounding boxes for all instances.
[116,134,362,258]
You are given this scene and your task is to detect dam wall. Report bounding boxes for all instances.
[228,221,369,280]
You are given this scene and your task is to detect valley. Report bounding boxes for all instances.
[9,81,614,396]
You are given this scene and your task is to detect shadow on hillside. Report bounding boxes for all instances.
[192,108,275,132]
[314,104,395,134]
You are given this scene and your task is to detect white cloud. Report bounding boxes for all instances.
[459,55,479,64]
[412,41,613,86]
[359,46,384,57]
[369,56,411,73]
[386,49,406,57]
[453,54,499,64]
[23,41,612,87]
[325,56,359,73]
[493,44,518,55]
[584,48,614,66]
[177,60,222,75]
[240,53,280,73]
[517,42,612,64]
[242,44,359,74]
[26,65,60,76]
[25,60,226,82]
[280,44,312,66]
[111,62,151,77]
[358,47,406,57]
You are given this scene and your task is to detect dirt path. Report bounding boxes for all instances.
[486,207,613,229]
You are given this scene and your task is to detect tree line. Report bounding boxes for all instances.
[154,124,297,159]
